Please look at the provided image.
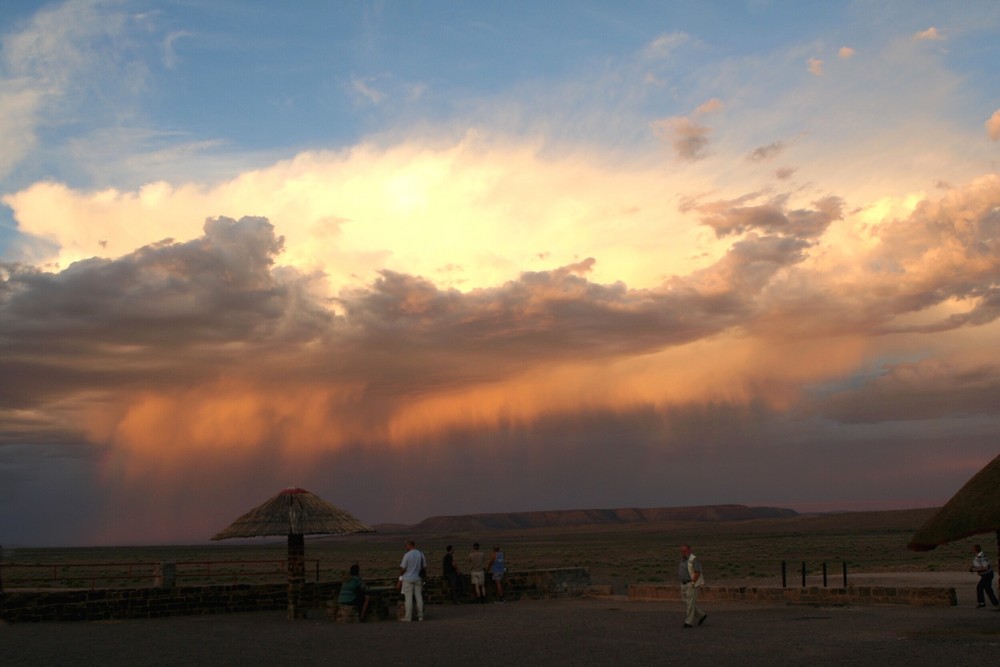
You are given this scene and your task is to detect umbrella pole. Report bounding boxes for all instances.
[287,533,306,619]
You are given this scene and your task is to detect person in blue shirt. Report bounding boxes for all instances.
[488,545,506,603]
[337,563,370,620]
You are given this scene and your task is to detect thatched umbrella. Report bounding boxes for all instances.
[908,453,1000,554]
[212,487,373,619]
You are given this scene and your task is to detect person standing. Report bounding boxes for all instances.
[443,545,464,604]
[487,545,506,603]
[399,540,426,621]
[678,544,707,628]
[469,542,487,604]
[969,544,1000,608]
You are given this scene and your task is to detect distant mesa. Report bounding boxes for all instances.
[373,504,797,534]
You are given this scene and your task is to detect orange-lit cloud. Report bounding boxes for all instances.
[2,138,727,292]
[5,176,1000,505]
[987,109,1000,141]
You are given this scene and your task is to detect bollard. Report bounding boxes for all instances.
[843,561,848,587]
[153,562,177,588]
[781,561,787,588]
[801,562,806,587]
[822,562,827,587]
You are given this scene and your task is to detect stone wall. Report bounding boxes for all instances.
[627,584,957,607]
[0,567,592,623]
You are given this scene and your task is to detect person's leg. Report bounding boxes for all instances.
[472,572,484,601]
[986,571,999,605]
[682,584,696,626]
[977,576,987,605]
[402,581,414,620]
[415,581,424,620]
[693,587,706,624]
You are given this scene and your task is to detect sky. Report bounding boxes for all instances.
[1,1,1000,547]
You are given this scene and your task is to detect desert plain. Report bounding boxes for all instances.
[4,507,1000,665]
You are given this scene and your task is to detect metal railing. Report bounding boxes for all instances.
[781,560,848,587]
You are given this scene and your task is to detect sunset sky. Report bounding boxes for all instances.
[2,1,1000,547]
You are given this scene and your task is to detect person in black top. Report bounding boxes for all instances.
[443,544,465,603]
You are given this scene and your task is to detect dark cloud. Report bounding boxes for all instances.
[819,360,1000,424]
[342,260,715,362]
[747,141,785,162]
[652,116,712,161]
[1,216,328,348]
[683,194,843,239]
[0,215,331,389]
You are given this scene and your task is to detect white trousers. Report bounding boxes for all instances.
[682,582,705,625]
[402,580,424,621]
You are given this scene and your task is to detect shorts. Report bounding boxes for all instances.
[471,571,485,585]
[492,571,504,581]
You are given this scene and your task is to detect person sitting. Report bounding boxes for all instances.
[338,563,371,621]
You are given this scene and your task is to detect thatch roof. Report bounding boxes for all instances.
[908,454,1000,551]
[211,487,374,540]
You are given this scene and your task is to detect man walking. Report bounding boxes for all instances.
[678,544,707,628]
[399,540,426,621]
[970,544,1000,608]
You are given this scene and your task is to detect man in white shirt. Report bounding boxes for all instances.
[678,544,707,628]
[399,540,427,621]
[970,544,999,608]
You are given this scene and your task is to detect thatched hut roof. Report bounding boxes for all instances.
[211,487,373,540]
[908,454,1000,551]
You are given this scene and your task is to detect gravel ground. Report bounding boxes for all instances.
[3,596,1000,667]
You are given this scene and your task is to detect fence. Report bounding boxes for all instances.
[781,560,848,588]
[0,559,322,591]
[0,567,593,623]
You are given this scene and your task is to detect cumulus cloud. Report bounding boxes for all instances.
[747,141,785,162]
[652,116,712,161]
[913,27,944,41]
[681,193,843,240]
[838,46,856,59]
[5,173,1000,540]
[3,137,725,292]
[807,58,824,76]
[695,97,724,115]
[987,109,1000,141]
